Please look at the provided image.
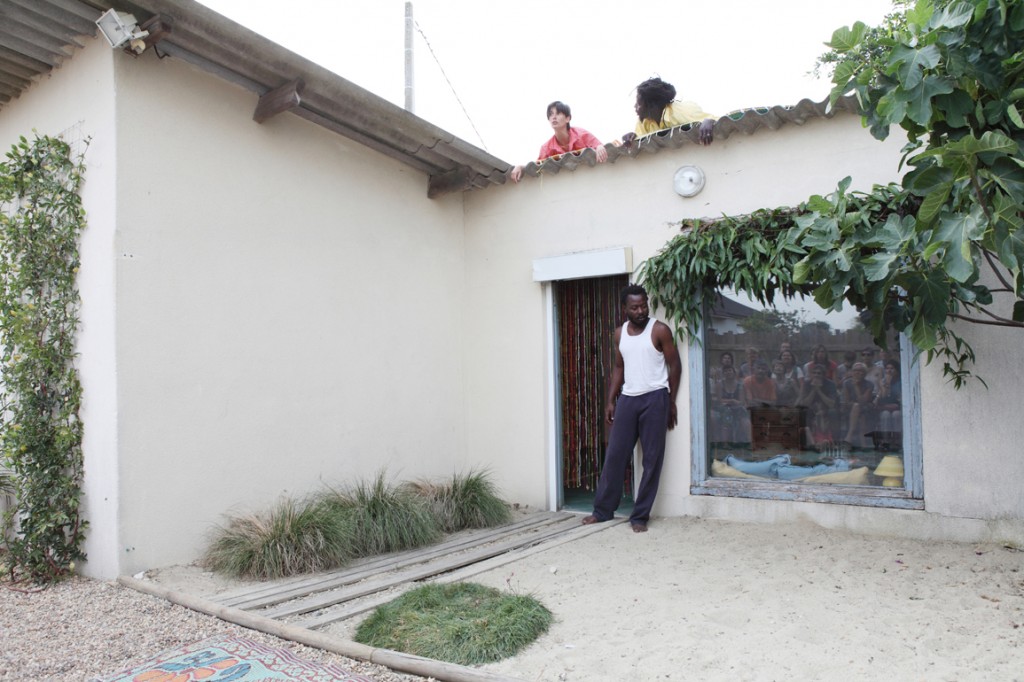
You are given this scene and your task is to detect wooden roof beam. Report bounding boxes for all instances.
[253,78,303,123]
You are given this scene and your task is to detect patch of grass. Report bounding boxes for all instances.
[319,472,442,557]
[202,497,354,580]
[202,469,513,580]
[408,470,511,532]
[354,582,552,665]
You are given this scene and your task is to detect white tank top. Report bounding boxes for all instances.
[620,317,669,396]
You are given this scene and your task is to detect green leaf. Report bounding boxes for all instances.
[909,267,951,327]
[832,60,858,88]
[993,210,1024,272]
[1014,300,1024,323]
[827,22,868,52]
[929,1,974,29]
[799,217,841,250]
[904,165,953,196]
[901,76,955,126]
[931,131,1018,174]
[862,252,898,281]
[888,44,942,90]
[935,90,977,128]
[1008,103,1024,130]
[910,310,938,350]
[906,0,935,28]
[876,214,916,250]
[917,181,952,227]
[934,208,985,283]
[877,91,909,124]
[983,157,1024,202]
[805,195,834,213]
[792,257,812,284]
[1011,0,1024,29]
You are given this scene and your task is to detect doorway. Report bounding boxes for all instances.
[555,275,633,512]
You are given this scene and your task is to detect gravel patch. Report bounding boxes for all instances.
[0,575,431,681]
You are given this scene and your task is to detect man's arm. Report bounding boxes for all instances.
[698,118,714,145]
[605,327,624,425]
[653,321,682,430]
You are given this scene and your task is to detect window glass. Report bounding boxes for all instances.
[705,290,904,488]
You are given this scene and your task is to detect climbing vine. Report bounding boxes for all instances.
[0,133,88,583]
[637,206,809,345]
[642,184,918,316]
[637,182,984,384]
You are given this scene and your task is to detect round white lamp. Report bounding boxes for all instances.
[673,165,705,197]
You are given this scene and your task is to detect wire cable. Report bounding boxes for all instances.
[414,21,489,151]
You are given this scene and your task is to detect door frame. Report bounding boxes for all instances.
[532,247,633,511]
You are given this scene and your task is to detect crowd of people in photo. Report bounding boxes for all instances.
[709,341,903,450]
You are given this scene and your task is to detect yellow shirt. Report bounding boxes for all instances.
[635,100,715,136]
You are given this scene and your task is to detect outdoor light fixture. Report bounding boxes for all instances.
[874,455,905,487]
[673,165,705,197]
[95,9,150,53]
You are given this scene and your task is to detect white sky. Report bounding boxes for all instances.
[197,0,895,164]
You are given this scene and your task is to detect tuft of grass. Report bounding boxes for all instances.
[319,471,441,557]
[354,582,552,665]
[201,470,512,580]
[202,496,354,580]
[408,469,511,532]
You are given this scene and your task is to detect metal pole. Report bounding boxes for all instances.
[404,2,414,113]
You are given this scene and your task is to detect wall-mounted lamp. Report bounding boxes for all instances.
[96,9,150,54]
[673,165,705,197]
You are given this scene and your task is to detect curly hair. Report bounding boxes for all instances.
[634,77,676,123]
[620,284,648,305]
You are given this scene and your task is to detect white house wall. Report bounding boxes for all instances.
[0,39,476,578]
[463,115,1024,545]
[104,49,473,575]
[0,37,121,578]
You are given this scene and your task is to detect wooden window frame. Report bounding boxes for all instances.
[688,305,924,510]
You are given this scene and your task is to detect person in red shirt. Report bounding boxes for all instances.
[510,101,608,182]
[743,361,777,406]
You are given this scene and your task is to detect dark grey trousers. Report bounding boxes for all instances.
[591,388,669,524]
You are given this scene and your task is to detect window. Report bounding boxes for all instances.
[689,290,922,508]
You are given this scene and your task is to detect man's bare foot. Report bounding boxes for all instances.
[581,515,601,525]
[631,522,648,533]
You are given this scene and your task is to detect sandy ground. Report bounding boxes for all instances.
[141,515,1024,682]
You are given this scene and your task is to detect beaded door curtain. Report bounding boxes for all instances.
[556,275,630,494]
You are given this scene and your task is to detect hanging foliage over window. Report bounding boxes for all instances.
[0,133,88,584]
[641,0,1024,388]
[638,185,916,354]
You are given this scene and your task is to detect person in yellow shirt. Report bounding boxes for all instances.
[627,77,715,145]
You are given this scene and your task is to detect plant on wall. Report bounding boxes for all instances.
[641,0,1024,387]
[0,133,88,583]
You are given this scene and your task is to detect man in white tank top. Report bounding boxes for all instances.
[582,285,681,532]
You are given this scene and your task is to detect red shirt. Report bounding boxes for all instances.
[537,127,603,161]
[744,375,777,404]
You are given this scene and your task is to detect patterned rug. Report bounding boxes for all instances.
[94,634,375,682]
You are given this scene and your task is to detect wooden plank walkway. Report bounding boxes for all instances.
[197,511,622,632]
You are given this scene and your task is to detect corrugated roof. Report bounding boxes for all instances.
[0,0,512,197]
[516,96,862,180]
[0,0,97,98]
